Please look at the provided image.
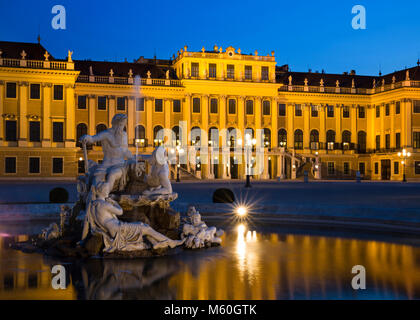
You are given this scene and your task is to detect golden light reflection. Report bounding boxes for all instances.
[169,230,420,300]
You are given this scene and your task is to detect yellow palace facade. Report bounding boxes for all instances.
[1,40,420,181]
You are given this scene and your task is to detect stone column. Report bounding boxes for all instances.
[88,95,96,136]
[406,99,412,147]
[202,95,209,144]
[164,98,171,130]
[238,96,245,134]
[277,155,282,179]
[0,81,4,146]
[320,104,326,145]
[367,105,375,150]
[335,104,342,144]
[219,95,227,131]
[108,95,116,127]
[303,103,310,151]
[65,85,75,147]
[380,104,385,148]
[127,96,135,145]
[262,154,269,179]
[146,97,153,146]
[42,83,52,147]
[18,82,28,147]
[351,104,357,144]
[287,104,294,149]
[390,102,395,148]
[271,97,278,148]
[183,94,191,145]
[255,97,262,131]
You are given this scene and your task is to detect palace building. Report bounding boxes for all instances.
[1,40,420,181]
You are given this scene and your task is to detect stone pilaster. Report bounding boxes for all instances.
[42,83,52,147]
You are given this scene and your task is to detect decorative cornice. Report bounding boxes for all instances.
[2,113,17,120]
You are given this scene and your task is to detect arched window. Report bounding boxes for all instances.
[76,123,87,147]
[172,126,180,145]
[227,127,237,148]
[294,129,303,150]
[135,125,146,147]
[263,128,271,148]
[191,126,201,146]
[95,124,107,146]
[358,131,367,153]
[208,127,218,146]
[153,125,164,146]
[326,130,336,150]
[342,130,351,150]
[310,130,319,150]
[278,129,287,147]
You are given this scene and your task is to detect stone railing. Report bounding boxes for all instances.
[0,58,74,70]
[279,80,420,95]
[175,51,275,63]
[77,75,183,87]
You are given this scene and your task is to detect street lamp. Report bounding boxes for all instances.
[245,134,256,188]
[398,149,411,182]
[176,145,184,182]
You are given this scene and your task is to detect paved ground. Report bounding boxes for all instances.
[1,179,420,227]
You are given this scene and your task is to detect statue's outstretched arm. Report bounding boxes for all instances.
[80,131,107,145]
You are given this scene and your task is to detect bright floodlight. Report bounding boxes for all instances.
[236,206,248,217]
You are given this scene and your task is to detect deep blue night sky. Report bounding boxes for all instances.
[1,0,420,76]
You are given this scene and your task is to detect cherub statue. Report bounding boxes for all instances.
[143,146,173,196]
[81,182,184,253]
[182,206,224,249]
[79,114,136,192]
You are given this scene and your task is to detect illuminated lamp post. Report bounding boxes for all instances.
[398,149,411,182]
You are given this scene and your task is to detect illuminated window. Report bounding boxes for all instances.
[311,105,318,117]
[413,132,420,149]
[294,129,303,149]
[358,106,365,118]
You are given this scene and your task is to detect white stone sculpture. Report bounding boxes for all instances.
[82,182,184,253]
[143,146,173,196]
[79,113,135,191]
[41,223,60,240]
[181,206,224,249]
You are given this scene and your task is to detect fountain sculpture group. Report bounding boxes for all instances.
[23,114,223,258]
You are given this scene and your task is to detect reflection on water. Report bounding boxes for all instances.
[1,223,420,300]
